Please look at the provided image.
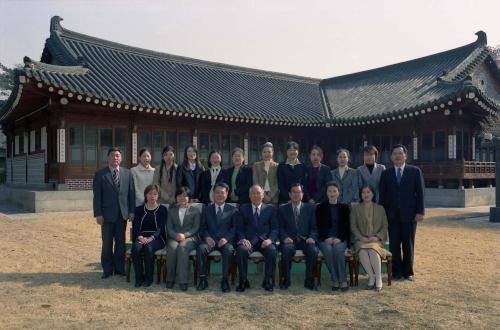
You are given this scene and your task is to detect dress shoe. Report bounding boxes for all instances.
[197,278,208,291]
[392,274,403,281]
[405,275,415,281]
[236,280,249,292]
[304,280,317,291]
[143,280,153,287]
[166,281,175,289]
[179,284,188,291]
[101,273,112,279]
[280,278,291,290]
[262,279,274,292]
[134,281,143,287]
[340,286,349,293]
[221,279,231,293]
[332,286,340,291]
[114,271,126,276]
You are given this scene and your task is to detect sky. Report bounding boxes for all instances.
[0,0,499,78]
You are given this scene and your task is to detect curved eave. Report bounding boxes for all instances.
[0,71,25,123]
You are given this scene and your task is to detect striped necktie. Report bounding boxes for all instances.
[112,169,120,190]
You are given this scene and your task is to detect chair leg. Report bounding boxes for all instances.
[387,256,392,286]
[126,255,131,283]
[162,257,167,284]
[278,257,283,285]
[315,259,322,286]
[207,258,211,277]
[156,256,161,284]
[230,259,237,285]
[348,257,353,287]
[192,257,198,286]
[354,257,359,286]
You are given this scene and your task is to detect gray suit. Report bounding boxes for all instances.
[166,205,201,284]
[93,166,136,275]
[357,163,386,201]
[331,167,360,204]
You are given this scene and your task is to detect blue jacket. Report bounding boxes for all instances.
[278,202,318,243]
[199,203,238,243]
[237,203,278,246]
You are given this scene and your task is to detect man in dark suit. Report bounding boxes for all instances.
[379,144,425,282]
[277,141,306,204]
[236,184,278,292]
[197,182,238,292]
[93,147,136,279]
[278,183,319,290]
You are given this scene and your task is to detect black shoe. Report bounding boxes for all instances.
[197,278,208,291]
[340,286,349,292]
[180,284,188,291]
[304,280,317,291]
[262,279,274,292]
[166,281,174,289]
[101,273,112,279]
[280,278,291,290]
[392,274,403,281]
[221,278,231,293]
[114,271,126,276]
[236,279,249,292]
[332,286,340,291]
[143,280,153,287]
[134,281,143,287]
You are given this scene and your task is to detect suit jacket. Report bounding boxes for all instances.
[357,163,386,201]
[277,162,306,204]
[304,163,331,203]
[176,162,205,200]
[93,166,135,222]
[379,164,425,223]
[199,203,238,243]
[315,202,350,245]
[166,205,201,241]
[278,202,318,243]
[223,166,253,204]
[331,167,360,204]
[199,168,225,204]
[132,204,167,243]
[252,160,279,204]
[237,203,278,246]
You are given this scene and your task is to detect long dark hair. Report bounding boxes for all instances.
[183,144,203,170]
[159,145,176,184]
[207,149,222,168]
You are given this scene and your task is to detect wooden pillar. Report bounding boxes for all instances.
[132,128,138,165]
[471,136,476,160]
[244,133,249,162]
[192,129,198,148]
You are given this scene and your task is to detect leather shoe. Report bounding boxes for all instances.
[114,271,126,276]
[236,282,247,292]
[101,273,112,279]
[134,281,143,287]
[179,284,188,291]
[405,275,415,281]
[262,279,274,292]
[280,278,291,290]
[166,281,175,289]
[221,279,231,293]
[143,280,153,287]
[304,280,317,291]
[197,278,208,291]
[392,274,403,281]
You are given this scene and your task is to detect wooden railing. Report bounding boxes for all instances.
[414,160,496,180]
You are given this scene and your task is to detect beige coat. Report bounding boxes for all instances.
[252,160,279,204]
[350,203,388,257]
[153,164,177,205]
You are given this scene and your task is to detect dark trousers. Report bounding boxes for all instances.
[131,239,165,283]
[197,242,234,279]
[101,219,127,275]
[236,242,277,283]
[388,219,417,277]
[281,240,318,282]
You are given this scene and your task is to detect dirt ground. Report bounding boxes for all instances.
[0,207,499,329]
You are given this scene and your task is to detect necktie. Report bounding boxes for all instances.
[293,206,299,227]
[216,206,223,225]
[396,167,402,185]
[112,169,120,189]
[253,207,259,227]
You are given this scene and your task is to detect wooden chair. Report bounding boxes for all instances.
[315,249,355,286]
[125,248,166,284]
[353,251,393,286]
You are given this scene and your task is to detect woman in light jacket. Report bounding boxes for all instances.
[130,148,155,206]
[331,148,359,204]
[252,142,279,204]
[357,145,386,202]
[153,145,178,205]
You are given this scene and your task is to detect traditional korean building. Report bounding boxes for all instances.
[1,17,499,206]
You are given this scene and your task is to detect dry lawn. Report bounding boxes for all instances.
[0,208,499,329]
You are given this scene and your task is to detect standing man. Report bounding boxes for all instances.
[197,182,238,292]
[278,183,319,290]
[379,144,425,282]
[93,147,136,279]
[236,184,278,292]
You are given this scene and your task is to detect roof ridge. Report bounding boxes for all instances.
[23,56,89,75]
[49,16,320,84]
[321,34,485,84]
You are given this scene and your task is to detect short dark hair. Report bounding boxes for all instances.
[363,145,379,158]
[107,147,122,156]
[309,145,323,156]
[175,186,192,199]
[358,184,377,202]
[325,181,341,192]
[286,141,299,151]
[138,148,151,158]
[289,182,304,193]
[143,184,161,204]
[214,182,229,192]
[391,144,408,154]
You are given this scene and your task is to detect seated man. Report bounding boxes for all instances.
[236,184,278,292]
[278,183,319,290]
[197,182,238,292]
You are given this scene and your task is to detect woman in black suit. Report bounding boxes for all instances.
[176,145,204,202]
[316,182,351,291]
[304,145,331,204]
[199,150,225,204]
[131,184,167,287]
[224,147,252,205]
